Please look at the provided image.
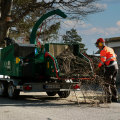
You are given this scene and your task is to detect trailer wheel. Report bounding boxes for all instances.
[0,81,8,97]
[46,92,57,96]
[8,83,20,99]
[58,91,70,98]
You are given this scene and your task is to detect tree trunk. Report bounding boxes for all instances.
[0,23,9,47]
[0,0,13,48]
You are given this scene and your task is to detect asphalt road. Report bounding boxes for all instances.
[0,92,120,120]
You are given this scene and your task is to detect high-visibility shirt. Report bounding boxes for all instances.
[98,46,117,67]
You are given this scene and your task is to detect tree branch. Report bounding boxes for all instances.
[8,2,54,27]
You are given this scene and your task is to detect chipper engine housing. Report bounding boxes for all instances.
[0,42,94,80]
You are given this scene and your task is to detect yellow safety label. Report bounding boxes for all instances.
[16,57,19,64]
[47,62,49,68]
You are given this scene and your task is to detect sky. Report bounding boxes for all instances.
[57,0,120,55]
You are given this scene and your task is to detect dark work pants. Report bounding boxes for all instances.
[104,64,118,101]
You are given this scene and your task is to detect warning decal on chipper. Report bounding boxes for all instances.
[4,61,11,69]
[47,62,49,68]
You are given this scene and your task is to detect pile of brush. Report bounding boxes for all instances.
[56,46,97,78]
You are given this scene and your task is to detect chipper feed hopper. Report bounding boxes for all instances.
[0,9,94,99]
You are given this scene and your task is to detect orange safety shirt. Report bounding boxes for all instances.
[98,46,117,67]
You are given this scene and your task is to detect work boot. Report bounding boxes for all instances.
[112,95,118,102]
[112,98,118,102]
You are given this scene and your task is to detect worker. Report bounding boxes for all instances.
[95,38,118,103]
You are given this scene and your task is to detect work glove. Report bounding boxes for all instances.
[95,67,100,75]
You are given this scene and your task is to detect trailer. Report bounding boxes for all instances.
[0,9,94,99]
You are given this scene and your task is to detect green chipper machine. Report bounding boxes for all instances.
[0,9,94,99]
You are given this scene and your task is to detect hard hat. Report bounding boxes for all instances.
[97,38,105,43]
[95,38,105,47]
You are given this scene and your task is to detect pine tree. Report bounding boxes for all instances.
[62,28,87,53]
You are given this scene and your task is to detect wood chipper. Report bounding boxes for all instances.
[0,9,95,99]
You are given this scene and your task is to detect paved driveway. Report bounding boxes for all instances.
[0,92,120,120]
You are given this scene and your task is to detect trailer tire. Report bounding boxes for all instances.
[8,83,20,99]
[58,91,70,98]
[0,81,8,97]
[46,92,57,96]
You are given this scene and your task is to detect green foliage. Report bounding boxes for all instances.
[62,28,87,53]
[63,29,82,43]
